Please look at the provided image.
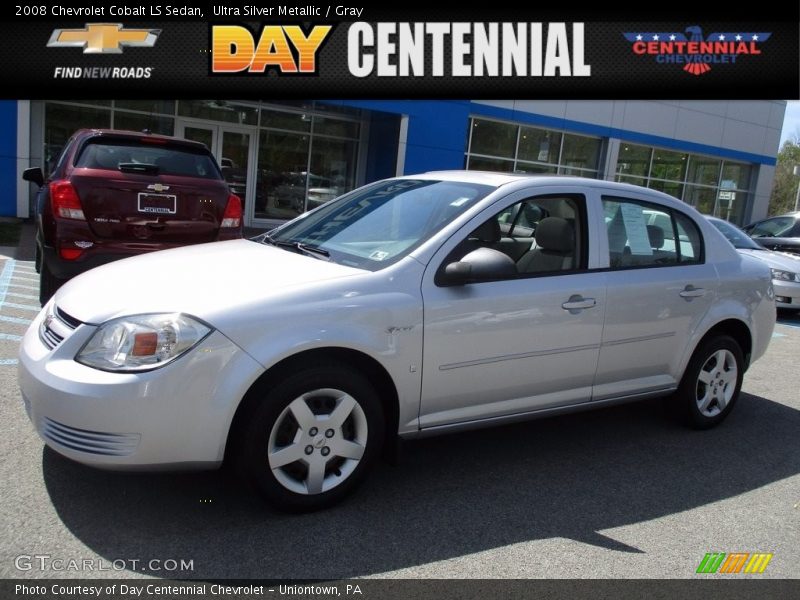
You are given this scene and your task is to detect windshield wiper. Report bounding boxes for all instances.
[260,234,330,260]
[119,162,159,174]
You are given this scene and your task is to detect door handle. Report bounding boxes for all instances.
[562,295,597,311]
[679,285,706,298]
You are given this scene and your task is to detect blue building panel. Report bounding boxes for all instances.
[331,99,472,174]
[0,100,17,217]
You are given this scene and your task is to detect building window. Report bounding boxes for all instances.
[44,103,111,174]
[40,100,363,223]
[254,108,360,221]
[177,100,258,126]
[465,117,602,178]
[615,142,753,225]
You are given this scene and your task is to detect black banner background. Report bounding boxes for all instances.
[0,1,797,98]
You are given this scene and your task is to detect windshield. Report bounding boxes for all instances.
[263,179,494,270]
[709,218,762,250]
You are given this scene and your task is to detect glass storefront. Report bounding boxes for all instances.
[616,142,752,224]
[254,109,359,221]
[40,100,363,225]
[38,104,760,227]
[465,117,603,177]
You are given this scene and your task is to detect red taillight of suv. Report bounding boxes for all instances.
[50,181,85,220]
[221,194,242,228]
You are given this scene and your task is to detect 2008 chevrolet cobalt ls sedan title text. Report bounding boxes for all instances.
[19,173,776,511]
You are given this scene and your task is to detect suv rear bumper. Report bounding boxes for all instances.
[42,230,241,279]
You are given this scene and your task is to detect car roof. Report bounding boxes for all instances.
[404,170,690,206]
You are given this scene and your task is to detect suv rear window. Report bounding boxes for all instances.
[75,139,222,179]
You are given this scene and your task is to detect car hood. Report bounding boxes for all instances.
[738,248,800,272]
[55,239,365,325]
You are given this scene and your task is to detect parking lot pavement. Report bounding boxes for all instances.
[0,258,38,368]
[0,265,798,580]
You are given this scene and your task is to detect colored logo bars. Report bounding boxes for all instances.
[696,552,773,574]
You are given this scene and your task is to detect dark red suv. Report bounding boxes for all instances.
[23,129,243,304]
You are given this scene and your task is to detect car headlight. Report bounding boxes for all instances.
[76,313,212,372]
[770,268,800,283]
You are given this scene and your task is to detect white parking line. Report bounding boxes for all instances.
[5,291,37,300]
[7,283,38,291]
[0,315,32,325]
[2,302,41,312]
[0,259,13,306]
[0,333,22,341]
[0,358,19,366]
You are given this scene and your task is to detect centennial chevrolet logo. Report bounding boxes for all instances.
[623,26,771,76]
[47,23,161,54]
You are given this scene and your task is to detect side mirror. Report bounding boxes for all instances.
[22,167,44,187]
[438,247,517,286]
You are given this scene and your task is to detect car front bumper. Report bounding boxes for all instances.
[773,279,800,310]
[18,305,263,469]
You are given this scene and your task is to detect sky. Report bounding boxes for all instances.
[780,100,800,146]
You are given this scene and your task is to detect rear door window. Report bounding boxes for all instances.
[603,196,704,268]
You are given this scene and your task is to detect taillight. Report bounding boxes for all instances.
[221,194,242,228]
[59,247,83,260]
[50,181,85,220]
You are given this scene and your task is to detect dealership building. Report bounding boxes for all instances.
[0,99,786,227]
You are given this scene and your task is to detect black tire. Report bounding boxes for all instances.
[39,262,64,306]
[675,335,744,430]
[236,362,384,512]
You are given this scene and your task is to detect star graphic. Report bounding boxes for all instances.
[718,34,725,40]
[752,34,759,41]
[635,34,642,41]
[652,34,659,40]
[669,34,676,41]
[735,34,742,41]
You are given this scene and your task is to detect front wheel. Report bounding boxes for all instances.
[676,335,744,430]
[237,363,384,512]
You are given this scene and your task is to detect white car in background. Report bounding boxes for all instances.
[18,173,776,512]
[707,216,800,311]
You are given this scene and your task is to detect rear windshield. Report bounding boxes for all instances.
[75,139,222,179]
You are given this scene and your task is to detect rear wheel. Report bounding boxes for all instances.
[39,262,65,306]
[676,335,744,430]
[237,363,384,512]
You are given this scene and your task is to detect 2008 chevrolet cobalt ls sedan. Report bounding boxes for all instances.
[19,173,776,511]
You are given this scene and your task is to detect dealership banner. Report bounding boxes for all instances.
[0,1,797,98]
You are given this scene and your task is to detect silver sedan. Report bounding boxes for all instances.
[19,173,776,511]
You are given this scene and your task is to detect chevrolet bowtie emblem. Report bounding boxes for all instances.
[47,23,161,54]
[147,184,170,192]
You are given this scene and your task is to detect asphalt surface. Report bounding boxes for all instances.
[0,251,798,580]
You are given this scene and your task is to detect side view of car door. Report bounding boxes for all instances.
[593,194,718,400]
[418,187,607,431]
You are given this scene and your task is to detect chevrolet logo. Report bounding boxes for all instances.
[47,23,161,54]
[147,184,170,192]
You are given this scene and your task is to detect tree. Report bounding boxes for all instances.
[769,139,800,215]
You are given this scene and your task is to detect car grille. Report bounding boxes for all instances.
[39,306,82,350]
[41,417,140,456]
